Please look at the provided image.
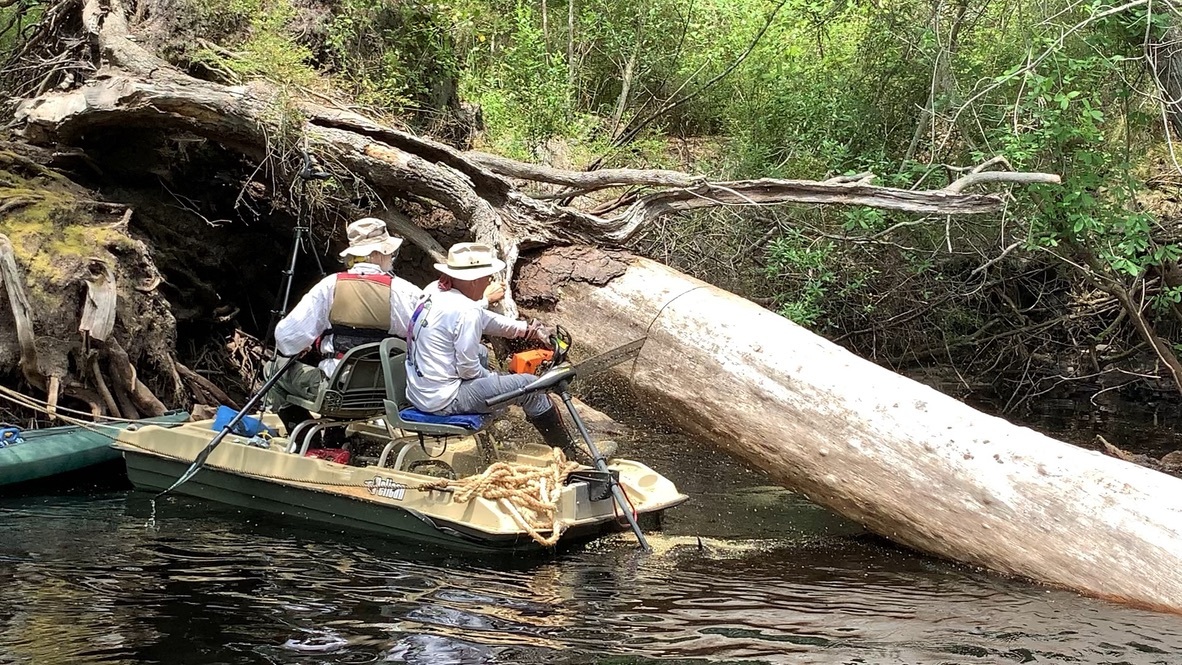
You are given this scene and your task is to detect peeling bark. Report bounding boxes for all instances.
[515,246,630,307]
[79,258,117,343]
[0,235,46,390]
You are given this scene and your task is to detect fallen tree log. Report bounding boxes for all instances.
[523,248,1182,613]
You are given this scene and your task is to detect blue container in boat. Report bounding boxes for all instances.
[0,426,23,448]
[212,405,273,437]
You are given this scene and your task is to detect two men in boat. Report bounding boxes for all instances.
[273,218,596,461]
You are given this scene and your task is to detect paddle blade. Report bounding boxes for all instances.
[156,431,225,497]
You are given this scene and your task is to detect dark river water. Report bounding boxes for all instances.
[2,403,1181,664]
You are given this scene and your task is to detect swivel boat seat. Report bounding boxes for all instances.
[263,342,394,456]
[377,337,498,475]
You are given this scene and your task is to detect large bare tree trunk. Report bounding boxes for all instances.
[524,249,1182,614]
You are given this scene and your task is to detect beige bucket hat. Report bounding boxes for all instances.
[339,217,404,258]
[434,242,505,280]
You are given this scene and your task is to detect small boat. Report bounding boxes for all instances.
[113,415,687,552]
[114,335,686,551]
[0,411,190,490]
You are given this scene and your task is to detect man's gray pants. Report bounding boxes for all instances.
[441,372,552,418]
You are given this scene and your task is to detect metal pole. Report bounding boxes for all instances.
[559,386,651,552]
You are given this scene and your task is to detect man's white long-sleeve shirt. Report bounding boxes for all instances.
[405,288,528,412]
[275,263,423,376]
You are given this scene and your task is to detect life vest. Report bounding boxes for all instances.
[328,272,392,355]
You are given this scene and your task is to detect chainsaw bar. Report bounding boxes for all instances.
[571,337,646,377]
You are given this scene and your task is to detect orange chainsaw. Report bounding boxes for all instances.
[508,324,572,375]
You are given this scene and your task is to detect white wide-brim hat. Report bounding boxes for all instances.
[339,217,404,258]
[434,242,505,280]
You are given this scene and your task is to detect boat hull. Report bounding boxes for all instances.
[122,449,613,552]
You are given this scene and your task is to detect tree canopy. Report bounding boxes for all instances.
[2,0,1179,408]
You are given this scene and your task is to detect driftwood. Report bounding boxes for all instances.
[0,235,46,389]
[106,338,166,418]
[89,351,121,418]
[527,251,1182,613]
[175,361,240,410]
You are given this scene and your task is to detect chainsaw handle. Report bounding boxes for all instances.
[485,365,576,407]
[550,324,571,365]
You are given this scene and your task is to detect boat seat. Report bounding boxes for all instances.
[396,408,490,432]
[378,338,493,439]
[265,341,398,421]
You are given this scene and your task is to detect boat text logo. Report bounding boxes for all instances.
[365,476,406,501]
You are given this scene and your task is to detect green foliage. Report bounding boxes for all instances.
[1,4,42,59]
[326,0,460,112]
[988,14,1179,307]
[764,229,836,327]
[185,0,320,86]
[8,0,1174,355]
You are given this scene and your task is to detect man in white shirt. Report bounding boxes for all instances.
[405,242,591,461]
[272,217,423,403]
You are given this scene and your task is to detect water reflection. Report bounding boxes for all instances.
[3,402,1182,665]
[3,484,1181,665]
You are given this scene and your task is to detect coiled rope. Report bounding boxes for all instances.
[415,448,581,547]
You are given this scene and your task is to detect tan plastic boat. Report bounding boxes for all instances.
[113,415,687,552]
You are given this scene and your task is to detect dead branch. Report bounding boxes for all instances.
[0,235,46,389]
[175,360,240,410]
[944,170,1060,194]
[467,150,701,189]
[0,196,41,214]
[970,241,1024,278]
[89,351,121,417]
[46,375,60,421]
[63,380,104,418]
[106,338,166,417]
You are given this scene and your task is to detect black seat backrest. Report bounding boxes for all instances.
[379,337,410,409]
[282,341,394,419]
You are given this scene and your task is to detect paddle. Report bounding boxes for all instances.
[157,354,300,497]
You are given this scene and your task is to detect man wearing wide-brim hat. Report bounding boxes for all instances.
[271,217,422,404]
[405,242,600,462]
